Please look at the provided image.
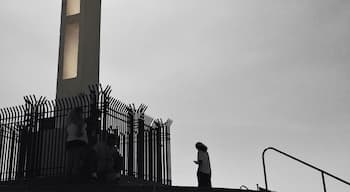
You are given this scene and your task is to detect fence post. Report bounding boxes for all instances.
[102,91,109,134]
[137,112,145,180]
[156,121,162,183]
[34,103,44,177]
[149,127,153,181]
[166,123,171,185]
[127,107,134,177]
[26,103,34,178]
[16,108,27,180]
[30,102,41,177]
[0,111,2,180]
[7,130,16,181]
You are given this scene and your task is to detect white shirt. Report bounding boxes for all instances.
[66,122,88,143]
[198,150,211,174]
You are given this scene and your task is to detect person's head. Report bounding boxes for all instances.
[195,142,208,152]
[67,107,83,124]
[107,134,117,146]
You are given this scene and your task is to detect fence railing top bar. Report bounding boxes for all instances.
[262,147,350,188]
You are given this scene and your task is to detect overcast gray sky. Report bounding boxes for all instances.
[1,1,350,191]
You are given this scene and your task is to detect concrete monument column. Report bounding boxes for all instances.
[56,0,101,99]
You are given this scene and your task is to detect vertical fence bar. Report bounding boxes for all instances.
[35,104,43,177]
[127,108,134,177]
[7,130,16,181]
[1,109,5,181]
[31,104,38,177]
[48,101,57,177]
[0,110,3,181]
[137,114,144,180]
[9,108,15,181]
[163,124,167,184]
[60,99,68,176]
[1,110,6,181]
[34,104,41,177]
[122,132,126,176]
[102,95,107,135]
[167,125,171,185]
[46,101,54,177]
[156,123,162,183]
[12,107,19,180]
[149,128,153,182]
[3,109,9,180]
[17,107,26,179]
[25,105,32,178]
[41,103,48,177]
[4,109,10,181]
[145,129,149,180]
[55,100,61,176]
[36,105,43,177]
[154,127,157,182]
[162,123,166,184]
[54,100,62,176]
[164,123,168,184]
[133,109,138,178]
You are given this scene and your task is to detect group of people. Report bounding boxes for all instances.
[65,107,122,183]
[65,107,212,188]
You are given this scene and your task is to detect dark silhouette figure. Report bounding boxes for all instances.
[194,142,212,189]
[93,133,122,182]
[65,108,89,180]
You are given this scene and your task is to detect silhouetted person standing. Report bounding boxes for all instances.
[94,134,122,182]
[66,108,88,180]
[194,142,212,188]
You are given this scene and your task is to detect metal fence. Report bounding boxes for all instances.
[0,85,171,185]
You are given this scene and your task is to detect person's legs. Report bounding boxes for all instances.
[71,147,83,176]
[198,172,211,188]
[198,172,207,188]
[66,146,83,183]
[197,171,201,187]
[79,145,94,180]
[66,148,74,176]
[208,173,212,188]
[203,173,211,188]
[83,146,98,180]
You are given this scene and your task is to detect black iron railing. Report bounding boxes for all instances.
[0,85,172,185]
[262,147,350,192]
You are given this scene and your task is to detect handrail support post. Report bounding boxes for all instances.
[322,172,327,192]
[262,150,269,191]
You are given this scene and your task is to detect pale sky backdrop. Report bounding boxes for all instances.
[1,1,350,191]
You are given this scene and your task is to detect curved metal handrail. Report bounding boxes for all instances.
[262,147,350,192]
